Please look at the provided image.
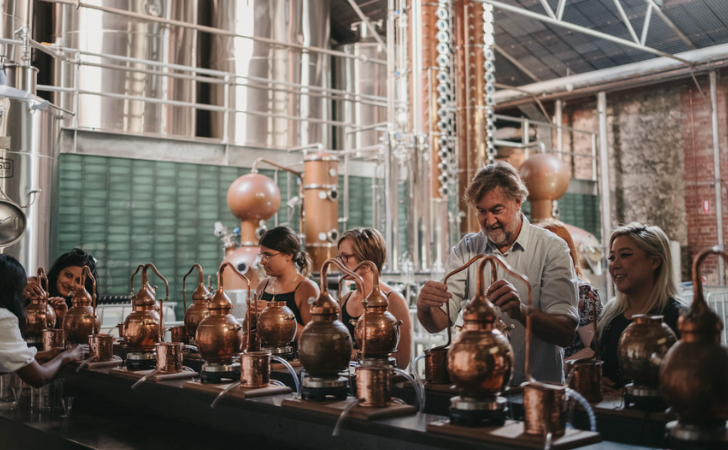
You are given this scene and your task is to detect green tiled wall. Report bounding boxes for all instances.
[522,193,601,238]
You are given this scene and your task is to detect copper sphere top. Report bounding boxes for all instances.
[209,262,250,312]
[227,173,281,222]
[519,153,569,202]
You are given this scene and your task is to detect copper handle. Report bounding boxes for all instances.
[85,267,97,335]
[143,263,169,343]
[433,254,488,350]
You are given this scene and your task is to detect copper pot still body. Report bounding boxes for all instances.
[298,259,356,379]
[258,301,297,348]
[353,298,402,359]
[660,247,728,426]
[303,152,340,270]
[25,268,56,340]
[123,264,166,352]
[42,328,65,351]
[566,360,603,403]
[618,315,676,389]
[63,267,100,345]
[156,342,184,374]
[240,351,270,388]
[88,334,114,362]
[195,263,245,364]
[182,263,211,343]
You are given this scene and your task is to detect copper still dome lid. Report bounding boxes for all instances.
[519,153,569,202]
[227,173,281,222]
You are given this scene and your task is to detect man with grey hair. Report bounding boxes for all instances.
[416,161,579,384]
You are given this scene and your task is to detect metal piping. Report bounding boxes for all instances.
[346,0,387,51]
[645,0,696,50]
[597,92,613,300]
[475,0,690,64]
[493,44,540,82]
[710,71,725,285]
[612,0,639,44]
[555,100,563,161]
[640,3,652,46]
[39,0,386,66]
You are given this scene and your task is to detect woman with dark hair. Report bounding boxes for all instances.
[255,227,319,341]
[24,248,99,327]
[0,255,84,387]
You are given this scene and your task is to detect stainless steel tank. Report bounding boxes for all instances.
[209,0,331,149]
[333,22,386,150]
[0,85,62,274]
[51,0,197,137]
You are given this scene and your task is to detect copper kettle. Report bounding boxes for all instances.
[195,262,247,362]
[351,261,402,358]
[63,267,99,344]
[124,264,168,352]
[448,255,514,396]
[25,268,56,340]
[660,247,728,425]
[182,263,211,343]
[258,300,297,348]
[298,259,364,378]
[617,314,676,392]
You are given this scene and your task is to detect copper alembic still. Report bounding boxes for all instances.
[182,263,212,346]
[63,266,101,347]
[195,262,245,384]
[298,258,361,401]
[659,247,728,448]
[350,261,403,367]
[447,255,514,426]
[257,296,297,360]
[123,264,168,371]
[25,267,56,346]
[617,313,676,409]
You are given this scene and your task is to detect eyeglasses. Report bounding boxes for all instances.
[258,252,281,262]
[337,253,356,264]
[71,248,98,266]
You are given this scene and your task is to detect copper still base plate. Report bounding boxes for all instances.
[200,362,241,384]
[448,396,508,427]
[281,397,416,420]
[183,380,292,399]
[301,376,350,402]
[583,391,675,422]
[126,352,157,371]
[667,420,728,449]
[110,366,197,382]
[71,355,123,370]
[623,384,667,411]
[427,420,602,449]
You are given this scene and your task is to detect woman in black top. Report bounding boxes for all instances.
[597,223,684,392]
[254,227,319,341]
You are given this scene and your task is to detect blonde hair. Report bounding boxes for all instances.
[337,228,386,274]
[597,223,680,336]
[465,161,529,206]
[535,219,586,282]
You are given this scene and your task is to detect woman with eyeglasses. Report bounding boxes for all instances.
[0,255,84,387]
[255,227,319,342]
[597,223,684,393]
[337,228,412,369]
[24,248,99,328]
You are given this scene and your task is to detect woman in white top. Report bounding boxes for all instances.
[0,255,83,387]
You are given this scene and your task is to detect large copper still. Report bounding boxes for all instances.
[223,168,283,290]
[351,261,403,364]
[618,314,676,407]
[303,152,339,270]
[195,262,247,364]
[660,247,728,445]
[25,268,56,343]
[447,255,514,425]
[298,258,363,401]
[124,264,167,352]
[63,267,100,345]
[182,263,211,345]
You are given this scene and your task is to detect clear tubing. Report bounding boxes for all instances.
[410,354,426,401]
[566,388,597,432]
[76,357,93,373]
[271,355,299,394]
[211,381,242,409]
[333,398,363,436]
[271,379,286,387]
[131,369,160,390]
[392,368,425,413]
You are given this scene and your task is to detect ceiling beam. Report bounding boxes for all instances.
[493,44,542,82]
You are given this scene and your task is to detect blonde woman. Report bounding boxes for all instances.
[337,228,412,369]
[599,223,683,393]
[535,219,602,361]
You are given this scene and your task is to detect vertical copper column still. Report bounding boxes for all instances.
[303,152,340,270]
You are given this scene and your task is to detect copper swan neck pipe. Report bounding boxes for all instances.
[218,262,252,350]
[143,263,169,343]
[182,263,205,312]
[85,267,97,335]
[320,258,365,301]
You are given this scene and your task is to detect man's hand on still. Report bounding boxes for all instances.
[487,279,526,323]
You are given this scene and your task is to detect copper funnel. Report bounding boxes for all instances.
[123,264,167,352]
[660,247,728,426]
[156,342,184,374]
[298,259,363,378]
[25,267,56,340]
[195,263,247,363]
[240,351,271,388]
[42,328,65,351]
[63,267,99,344]
[182,263,211,343]
[447,256,514,396]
